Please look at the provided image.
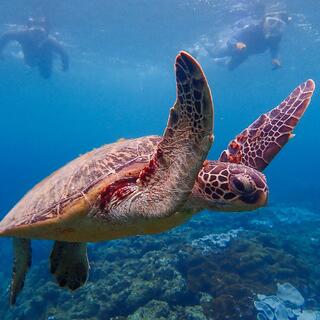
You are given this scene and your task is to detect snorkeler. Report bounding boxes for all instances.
[212,11,291,70]
[0,17,69,79]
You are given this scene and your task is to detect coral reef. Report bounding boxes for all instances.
[0,205,319,319]
[182,230,310,320]
[190,228,243,254]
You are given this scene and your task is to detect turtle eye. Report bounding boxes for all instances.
[232,177,245,192]
[230,174,254,194]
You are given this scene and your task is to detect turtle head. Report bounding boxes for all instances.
[191,161,268,212]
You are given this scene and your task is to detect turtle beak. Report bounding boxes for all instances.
[257,189,269,207]
[257,176,269,208]
[205,188,268,212]
[239,189,268,209]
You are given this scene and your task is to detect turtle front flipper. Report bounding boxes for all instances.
[111,51,213,218]
[10,238,31,305]
[219,79,315,171]
[50,241,89,290]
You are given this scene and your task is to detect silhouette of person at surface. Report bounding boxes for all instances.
[212,11,291,71]
[0,17,69,79]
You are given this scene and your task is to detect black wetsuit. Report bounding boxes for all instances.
[214,21,281,70]
[0,28,69,78]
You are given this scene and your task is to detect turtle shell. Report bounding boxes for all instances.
[0,136,160,234]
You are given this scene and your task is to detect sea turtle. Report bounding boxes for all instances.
[0,52,315,305]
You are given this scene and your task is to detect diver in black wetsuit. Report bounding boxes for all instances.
[0,17,69,79]
[213,12,291,70]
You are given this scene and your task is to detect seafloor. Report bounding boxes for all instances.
[0,203,320,320]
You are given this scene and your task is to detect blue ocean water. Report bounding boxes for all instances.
[0,0,319,319]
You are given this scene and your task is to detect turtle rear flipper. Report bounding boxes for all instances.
[127,51,214,216]
[10,238,31,305]
[219,79,315,171]
[50,241,89,290]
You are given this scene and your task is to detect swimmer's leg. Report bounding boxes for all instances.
[211,43,230,58]
[38,56,53,79]
[213,57,231,66]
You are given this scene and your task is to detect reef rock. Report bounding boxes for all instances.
[254,301,274,320]
[298,310,320,320]
[274,303,290,320]
[277,283,305,307]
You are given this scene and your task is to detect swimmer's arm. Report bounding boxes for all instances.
[227,36,239,51]
[227,29,247,52]
[49,38,69,71]
[229,23,261,51]
[0,31,24,56]
[269,38,281,69]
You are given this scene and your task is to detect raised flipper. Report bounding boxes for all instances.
[10,238,31,305]
[50,241,89,290]
[219,80,315,171]
[131,51,213,216]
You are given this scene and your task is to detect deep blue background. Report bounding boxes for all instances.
[0,0,319,217]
